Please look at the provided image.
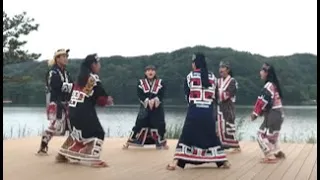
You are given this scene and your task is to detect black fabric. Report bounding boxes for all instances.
[69,75,108,140]
[47,64,73,103]
[128,78,166,145]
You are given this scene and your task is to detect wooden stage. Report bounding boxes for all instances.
[4,137,317,180]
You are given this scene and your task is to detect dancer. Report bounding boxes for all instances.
[123,65,168,149]
[216,61,241,152]
[37,49,73,155]
[56,54,113,167]
[167,53,230,170]
[251,62,286,163]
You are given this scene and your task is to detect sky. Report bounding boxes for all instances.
[3,0,317,60]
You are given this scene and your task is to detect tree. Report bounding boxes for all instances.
[3,11,41,65]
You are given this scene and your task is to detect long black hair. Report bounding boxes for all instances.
[77,54,99,88]
[262,62,283,98]
[193,53,210,88]
[229,70,233,77]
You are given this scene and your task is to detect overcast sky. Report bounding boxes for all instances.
[4,0,317,60]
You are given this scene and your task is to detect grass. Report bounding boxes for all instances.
[3,124,317,144]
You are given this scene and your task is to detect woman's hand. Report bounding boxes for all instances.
[251,113,257,121]
[148,99,155,110]
[154,97,160,108]
[106,96,114,106]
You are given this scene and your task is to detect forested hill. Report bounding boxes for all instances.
[3,46,317,105]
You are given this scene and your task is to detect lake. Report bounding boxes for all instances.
[3,106,317,142]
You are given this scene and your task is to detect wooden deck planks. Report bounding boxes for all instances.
[281,144,314,180]
[3,137,316,180]
[252,143,297,180]
[295,144,317,180]
[239,143,292,180]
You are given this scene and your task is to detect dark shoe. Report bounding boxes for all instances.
[36,142,48,155]
[274,151,286,159]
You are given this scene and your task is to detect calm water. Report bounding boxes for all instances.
[3,106,317,142]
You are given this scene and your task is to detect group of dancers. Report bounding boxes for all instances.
[36,49,286,168]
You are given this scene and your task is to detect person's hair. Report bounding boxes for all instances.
[77,62,92,88]
[263,62,283,98]
[77,54,98,88]
[193,53,210,88]
[219,61,233,77]
[228,69,233,77]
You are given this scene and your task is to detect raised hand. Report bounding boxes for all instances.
[251,113,257,121]
[107,96,114,106]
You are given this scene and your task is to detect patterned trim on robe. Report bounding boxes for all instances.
[127,128,166,146]
[217,75,234,102]
[257,128,281,155]
[217,76,239,147]
[217,107,239,147]
[58,127,103,161]
[139,79,162,94]
[253,82,283,116]
[174,143,227,162]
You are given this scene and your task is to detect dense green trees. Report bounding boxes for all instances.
[3,11,40,65]
[3,46,317,105]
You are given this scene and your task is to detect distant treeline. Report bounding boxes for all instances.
[3,46,317,105]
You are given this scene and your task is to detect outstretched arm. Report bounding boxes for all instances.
[93,81,109,106]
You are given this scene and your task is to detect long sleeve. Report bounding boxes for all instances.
[48,70,63,103]
[253,86,273,116]
[157,80,165,102]
[220,78,237,102]
[184,77,190,102]
[65,71,74,101]
[93,81,109,106]
[137,80,148,102]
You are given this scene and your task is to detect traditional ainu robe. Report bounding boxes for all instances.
[40,64,73,151]
[253,82,284,156]
[217,75,240,149]
[173,70,228,168]
[126,78,167,148]
[58,73,109,161]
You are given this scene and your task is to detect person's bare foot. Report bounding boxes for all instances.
[260,157,278,164]
[230,148,241,153]
[221,161,231,168]
[166,160,177,171]
[122,143,129,150]
[91,160,109,168]
[156,145,169,150]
